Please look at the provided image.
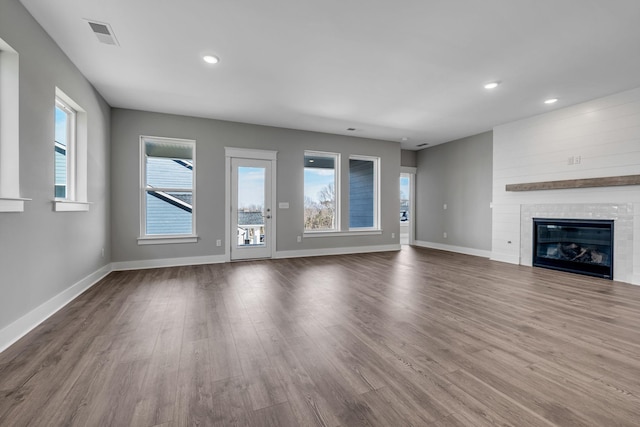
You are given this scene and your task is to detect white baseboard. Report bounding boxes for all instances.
[111,254,226,271]
[0,264,112,353]
[413,240,491,258]
[274,244,400,259]
[489,252,521,264]
[3,246,635,355]
[1,246,397,354]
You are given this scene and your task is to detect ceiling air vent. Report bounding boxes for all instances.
[87,20,119,46]
[416,143,429,148]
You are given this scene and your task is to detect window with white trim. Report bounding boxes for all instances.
[0,38,26,212]
[53,88,88,211]
[349,155,379,230]
[304,151,339,231]
[54,97,76,199]
[140,136,196,238]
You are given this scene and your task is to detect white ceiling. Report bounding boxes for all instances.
[20,0,640,150]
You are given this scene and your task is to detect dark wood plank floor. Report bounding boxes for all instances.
[2,246,640,426]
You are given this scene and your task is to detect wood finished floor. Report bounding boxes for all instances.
[1,246,640,426]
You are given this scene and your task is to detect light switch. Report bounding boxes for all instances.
[279,202,289,209]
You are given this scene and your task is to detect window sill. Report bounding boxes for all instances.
[54,200,91,212]
[0,197,31,213]
[304,229,383,238]
[138,235,199,245]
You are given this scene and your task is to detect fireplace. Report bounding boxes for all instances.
[533,218,614,279]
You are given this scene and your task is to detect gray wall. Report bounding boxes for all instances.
[0,1,111,331]
[415,131,492,251]
[401,149,417,167]
[111,109,400,262]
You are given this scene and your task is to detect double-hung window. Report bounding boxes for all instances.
[140,136,196,243]
[304,151,339,232]
[349,155,379,230]
[53,88,88,211]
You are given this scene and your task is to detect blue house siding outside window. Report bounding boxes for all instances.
[54,147,67,198]
[142,137,195,237]
[146,157,193,235]
[349,158,376,228]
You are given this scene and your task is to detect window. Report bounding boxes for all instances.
[349,156,379,230]
[54,98,76,199]
[140,136,196,242]
[0,38,27,212]
[53,88,88,211]
[304,151,339,231]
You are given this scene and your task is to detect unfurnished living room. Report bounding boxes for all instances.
[1,1,640,426]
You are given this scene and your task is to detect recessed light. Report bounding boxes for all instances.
[484,82,499,89]
[401,137,409,141]
[544,98,558,104]
[203,55,219,64]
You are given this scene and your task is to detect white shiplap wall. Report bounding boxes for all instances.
[491,86,640,285]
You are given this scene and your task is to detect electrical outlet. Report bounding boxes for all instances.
[297,236,302,243]
[392,233,395,239]
[101,248,104,258]
[443,232,447,238]
[216,239,221,247]
[443,203,447,210]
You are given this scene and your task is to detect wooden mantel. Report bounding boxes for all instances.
[505,174,640,192]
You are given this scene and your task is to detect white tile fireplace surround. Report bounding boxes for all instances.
[492,87,640,286]
[520,204,634,284]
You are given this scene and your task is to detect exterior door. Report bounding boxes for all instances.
[231,158,273,260]
[400,171,415,245]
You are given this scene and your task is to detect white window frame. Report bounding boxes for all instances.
[303,150,340,234]
[348,155,380,231]
[54,97,76,200]
[53,87,89,212]
[138,136,197,245]
[0,38,30,212]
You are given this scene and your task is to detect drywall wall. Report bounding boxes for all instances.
[492,87,640,284]
[401,149,417,167]
[110,109,400,263]
[415,131,492,253]
[0,1,111,335]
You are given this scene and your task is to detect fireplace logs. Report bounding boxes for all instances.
[556,243,604,264]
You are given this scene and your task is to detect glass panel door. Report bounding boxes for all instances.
[231,158,272,260]
[400,173,411,245]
